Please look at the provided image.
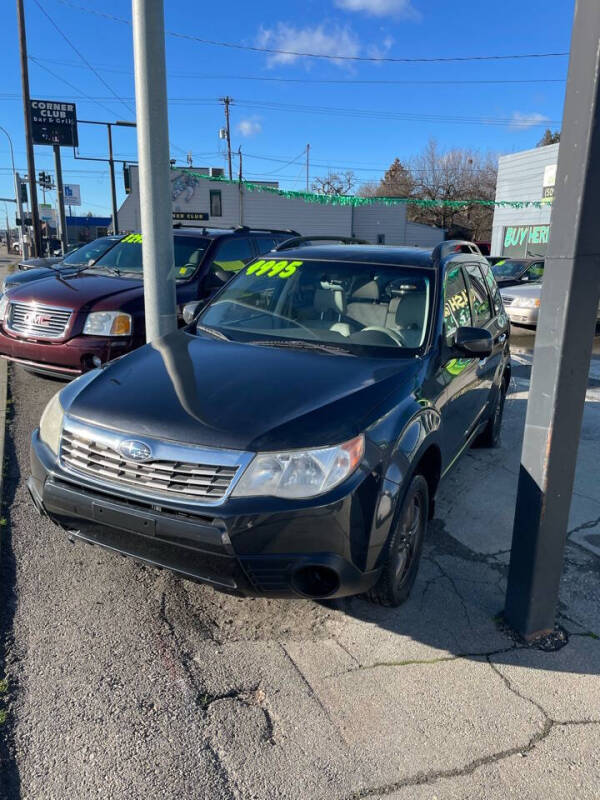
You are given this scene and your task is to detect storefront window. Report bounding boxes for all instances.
[502,225,550,259]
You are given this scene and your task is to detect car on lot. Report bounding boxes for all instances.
[491,258,544,287]
[4,236,123,293]
[0,226,297,379]
[501,277,600,328]
[29,240,511,606]
[18,241,87,270]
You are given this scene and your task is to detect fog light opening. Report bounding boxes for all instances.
[291,565,340,598]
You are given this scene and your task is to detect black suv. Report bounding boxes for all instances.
[29,241,510,605]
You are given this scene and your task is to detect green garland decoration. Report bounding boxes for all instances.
[173,167,547,210]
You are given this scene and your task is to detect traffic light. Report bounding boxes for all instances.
[38,171,54,190]
[20,182,28,204]
[123,163,131,195]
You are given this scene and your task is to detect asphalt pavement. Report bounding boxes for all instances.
[1,327,600,799]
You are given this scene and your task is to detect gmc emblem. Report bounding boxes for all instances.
[24,312,52,326]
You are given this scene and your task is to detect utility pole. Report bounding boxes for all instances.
[16,0,41,257]
[504,0,600,639]
[238,146,243,182]
[132,0,177,341]
[107,124,119,234]
[220,96,233,181]
[53,145,68,254]
[306,143,310,192]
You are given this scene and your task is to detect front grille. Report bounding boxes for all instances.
[7,301,72,339]
[60,428,239,502]
[502,296,514,307]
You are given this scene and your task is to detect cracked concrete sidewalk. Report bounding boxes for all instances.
[3,355,600,799]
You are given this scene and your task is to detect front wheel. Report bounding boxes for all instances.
[368,474,429,607]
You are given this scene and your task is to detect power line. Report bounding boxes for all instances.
[30,56,121,118]
[29,57,567,85]
[31,0,134,116]
[56,0,569,64]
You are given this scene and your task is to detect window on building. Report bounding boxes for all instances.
[210,190,222,217]
[377,234,386,244]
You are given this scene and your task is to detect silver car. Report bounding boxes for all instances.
[501,280,600,327]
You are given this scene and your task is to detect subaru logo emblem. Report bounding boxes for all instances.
[118,439,153,462]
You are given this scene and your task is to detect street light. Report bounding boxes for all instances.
[0,125,26,255]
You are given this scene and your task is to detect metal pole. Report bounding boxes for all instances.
[504,0,600,639]
[306,143,310,192]
[14,172,26,257]
[221,96,233,181]
[0,126,25,256]
[107,124,119,235]
[53,145,68,254]
[16,0,41,257]
[132,0,177,341]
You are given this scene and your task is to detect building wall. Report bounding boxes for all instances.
[117,166,444,247]
[491,143,557,256]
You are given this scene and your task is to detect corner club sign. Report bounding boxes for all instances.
[30,99,78,147]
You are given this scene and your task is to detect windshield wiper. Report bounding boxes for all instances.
[248,339,354,356]
[96,265,122,277]
[196,323,230,341]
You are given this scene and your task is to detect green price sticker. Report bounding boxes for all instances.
[123,233,142,244]
[246,259,303,279]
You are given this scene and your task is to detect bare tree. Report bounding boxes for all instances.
[311,170,356,196]
[407,139,497,240]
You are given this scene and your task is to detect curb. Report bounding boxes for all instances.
[0,359,8,551]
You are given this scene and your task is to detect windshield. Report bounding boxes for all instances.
[62,237,118,266]
[197,257,433,353]
[93,234,210,277]
[492,259,529,279]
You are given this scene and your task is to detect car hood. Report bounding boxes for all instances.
[67,330,421,451]
[19,257,62,269]
[500,282,542,299]
[6,271,142,309]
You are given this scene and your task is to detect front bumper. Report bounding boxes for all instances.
[0,327,133,377]
[29,430,381,599]
[505,306,539,326]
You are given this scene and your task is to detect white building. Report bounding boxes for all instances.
[491,143,558,258]
[117,166,444,247]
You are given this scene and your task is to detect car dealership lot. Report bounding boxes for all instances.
[3,343,600,798]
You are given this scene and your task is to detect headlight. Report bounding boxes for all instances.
[514,297,540,309]
[0,294,9,321]
[83,311,132,336]
[39,391,64,455]
[232,434,364,499]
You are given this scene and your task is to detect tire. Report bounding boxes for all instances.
[475,381,507,448]
[368,474,429,607]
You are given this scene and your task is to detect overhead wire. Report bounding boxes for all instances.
[54,1,569,64]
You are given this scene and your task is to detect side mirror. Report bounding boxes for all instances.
[182,300,204,325]
[454,327,493,358]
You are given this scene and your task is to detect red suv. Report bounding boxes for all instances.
[0,226,296,378]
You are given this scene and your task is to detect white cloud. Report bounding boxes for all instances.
[367,35,395,60]
[335,0,420,19]
[257,23,361,67]
[237,117,262,137]
[509,111,550,131]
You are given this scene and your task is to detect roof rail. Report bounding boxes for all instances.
[231,226,300,235]
[433,240,482,261]
[275,235,370,251]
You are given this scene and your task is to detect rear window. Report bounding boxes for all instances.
[492,260,528,279]
[93,234,210,278]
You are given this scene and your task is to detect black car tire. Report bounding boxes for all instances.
[368,474,429,607]
[475,381,506,448]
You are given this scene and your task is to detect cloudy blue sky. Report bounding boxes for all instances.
[0,0,573,219]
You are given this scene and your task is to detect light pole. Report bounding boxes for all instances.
[0,125,26,256]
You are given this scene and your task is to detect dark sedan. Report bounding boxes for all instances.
[491,258,544,287]
[29,241,511,606]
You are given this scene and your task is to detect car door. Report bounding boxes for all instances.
[438,264,483,464]
[464,263,506,421]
